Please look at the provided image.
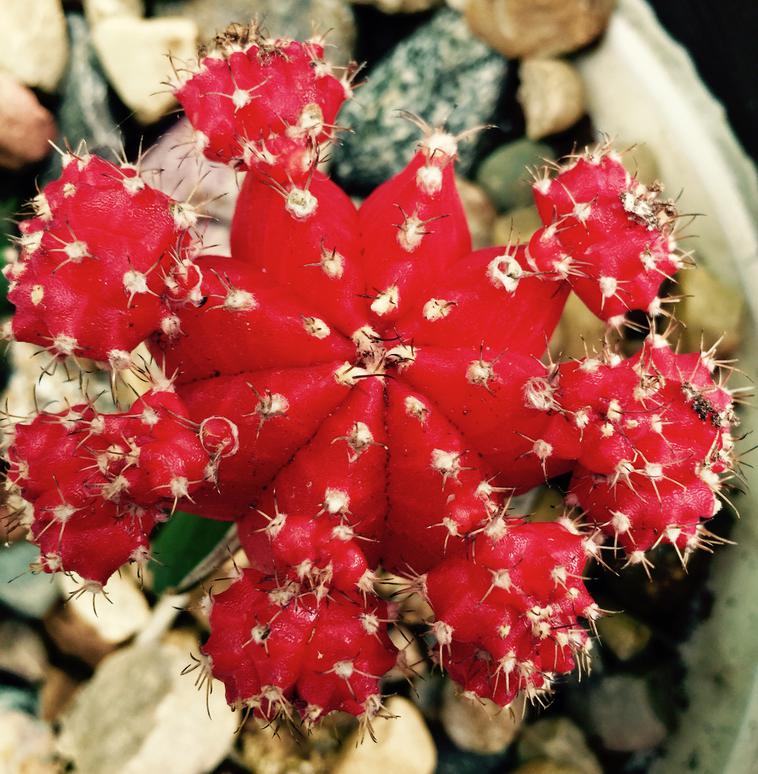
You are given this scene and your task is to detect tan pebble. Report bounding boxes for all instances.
[333,696,436,774]
[92,17,198,124]
[0,711,56,772]
[240,722,315,774]
[679,265,744,356]
[0,619,48,682]
[549,292,611,361]
[57,642,236,773]
[83,0,144,26]
[162,628,201,654]
[59,572,151,645]
[492,206,543,244]
[518,58,585,140]
[441,681,525,753]
[1,342,115,434]
[466,0,615,59]
[456,176,497,248]
[388,624,428,680]
[40,666,82,722]
[0,0,68,91]
[518,716,602,774]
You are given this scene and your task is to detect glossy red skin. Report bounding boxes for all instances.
[230,172,367,335]
[151,255,355,385]
[359,152,472,324]
[238,379,388,567]
[397,244,569,357]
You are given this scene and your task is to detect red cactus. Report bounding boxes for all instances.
[6,153,195,365]
[3,24,738,727]
[203,568,395,725]
[560,337,735,565]
[6,388,219,585]
[529,148,682,323]
[174,29,352,175]
[426,520,596,706]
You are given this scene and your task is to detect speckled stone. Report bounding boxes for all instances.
[332,8,507,192]
[57,15,123,159]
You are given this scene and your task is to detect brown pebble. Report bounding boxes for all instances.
[0,73,56,170]
[440,681,525,753]
[456,176,497,249]
[466,0,616,59]
[518,58,585,140]
[40,665,82,722]
[350,0,441,11]
[43,604,115,668]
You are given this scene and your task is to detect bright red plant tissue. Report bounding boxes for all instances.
[3,26,738,728]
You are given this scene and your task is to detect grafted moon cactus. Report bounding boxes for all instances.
[3,23,738,730]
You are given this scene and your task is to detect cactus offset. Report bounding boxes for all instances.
[3,23,739,727]
[6,389,214,585]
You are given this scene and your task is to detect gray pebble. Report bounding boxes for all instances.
[587,675,667,752]
[57,15,122,159]
[476,138,553,212]
[0,541,60,619]
[332,8,507,191]
[518,716,601,774]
